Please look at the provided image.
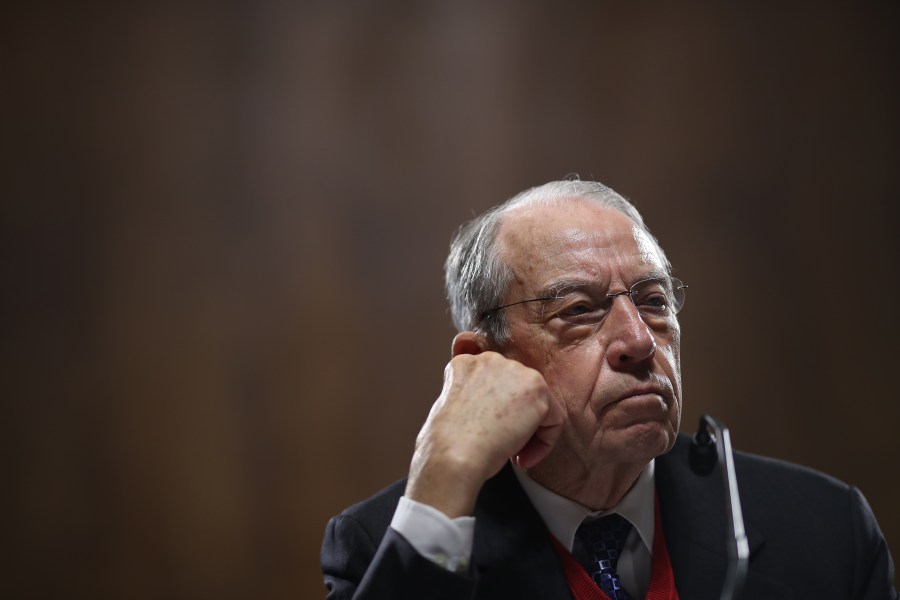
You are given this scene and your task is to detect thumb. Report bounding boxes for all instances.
[514,397,564,469]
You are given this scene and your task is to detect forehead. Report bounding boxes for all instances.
[495,199,664,292]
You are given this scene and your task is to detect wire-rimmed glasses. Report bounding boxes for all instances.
[478,276,687,327]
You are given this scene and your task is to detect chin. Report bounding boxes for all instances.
[621,421,675,458]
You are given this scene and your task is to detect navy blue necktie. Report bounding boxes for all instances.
[575,514,633,600]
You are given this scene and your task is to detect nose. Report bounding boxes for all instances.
[605,295,657,370]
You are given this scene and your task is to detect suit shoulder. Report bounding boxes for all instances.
[669,431,851,494]
[732,447,851,494]
[665,433,856,513]
[328,478,408,544]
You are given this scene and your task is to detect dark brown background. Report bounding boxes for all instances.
[3,3,898,599]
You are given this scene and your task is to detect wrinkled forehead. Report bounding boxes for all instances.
[495,201,664,291]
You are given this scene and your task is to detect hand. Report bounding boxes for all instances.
[405,349,564,518]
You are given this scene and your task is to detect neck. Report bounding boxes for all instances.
[526,450,648,511]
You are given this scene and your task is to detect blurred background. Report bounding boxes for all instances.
[3,2,898,598]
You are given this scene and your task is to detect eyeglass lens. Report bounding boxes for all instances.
[545,277,685,326]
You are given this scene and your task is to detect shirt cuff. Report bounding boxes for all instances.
[390,496,476,573]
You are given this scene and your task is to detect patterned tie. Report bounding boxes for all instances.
[575,514,633,600]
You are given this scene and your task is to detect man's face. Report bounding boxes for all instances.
[495,199,682,471]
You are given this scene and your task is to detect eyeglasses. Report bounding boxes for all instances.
[478,276,687,327]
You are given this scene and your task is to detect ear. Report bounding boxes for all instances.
[451,331,493,357]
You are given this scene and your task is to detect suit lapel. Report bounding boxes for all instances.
[471,464,574,599]
[466,436,794,599]
[657,435,791,599]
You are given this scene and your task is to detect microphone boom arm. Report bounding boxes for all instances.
[694,415,750,600]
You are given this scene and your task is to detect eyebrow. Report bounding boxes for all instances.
[534,269,670,299]
[534,277,598,300]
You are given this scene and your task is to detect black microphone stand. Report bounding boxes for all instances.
[689,415,750,600]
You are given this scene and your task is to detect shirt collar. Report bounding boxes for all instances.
[511,459,656,554]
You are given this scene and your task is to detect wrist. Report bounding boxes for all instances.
[406,448,488,518]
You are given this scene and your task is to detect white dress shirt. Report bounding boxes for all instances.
[391,460,656,598]
[513,461,655,599]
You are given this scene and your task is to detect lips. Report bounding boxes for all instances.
[613,385,669,405]
[592,373,675,414]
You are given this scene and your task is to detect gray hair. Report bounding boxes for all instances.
[444,179,671,344]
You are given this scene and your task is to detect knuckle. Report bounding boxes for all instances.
[523,368,547,390]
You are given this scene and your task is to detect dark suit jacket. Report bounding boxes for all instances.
[321,434,897,599]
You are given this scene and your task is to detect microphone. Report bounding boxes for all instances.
[689,415,750,600]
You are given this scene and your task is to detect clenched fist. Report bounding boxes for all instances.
[405,335,564,518]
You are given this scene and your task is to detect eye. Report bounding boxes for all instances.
[641,293,669,309]
[554,300,607,325]
[632,282,672,315]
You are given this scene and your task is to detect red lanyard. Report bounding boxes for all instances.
[548,495,679,600]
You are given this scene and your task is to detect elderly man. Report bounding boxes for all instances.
[321,180,897,599]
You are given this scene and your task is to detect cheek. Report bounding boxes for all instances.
[518,347,601,430]
[666,322,682,366]
[658,344,681,380]
[543,346,603,408]
[657,325,682,383]
[658,346,682,397]
[655,344,683,429]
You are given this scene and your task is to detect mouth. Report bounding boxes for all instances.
[605,387,672,431]
[616,386,667,404]
[600,384,674,423]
